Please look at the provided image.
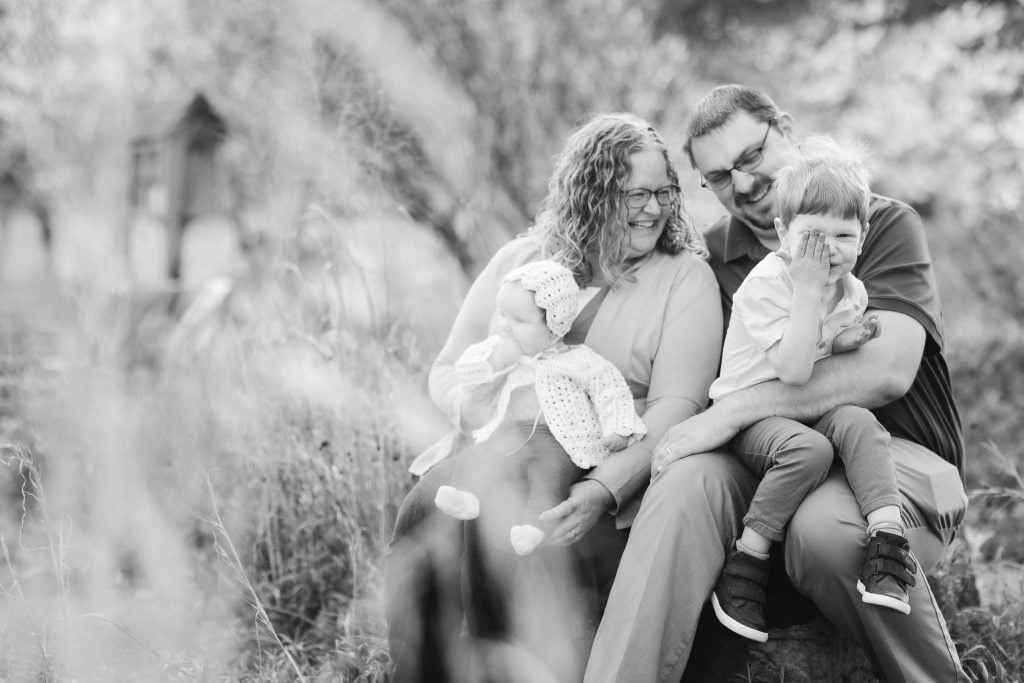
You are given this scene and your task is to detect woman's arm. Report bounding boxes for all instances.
[584,262,724,513]
[539,258,723,542]
[428,242,529,430]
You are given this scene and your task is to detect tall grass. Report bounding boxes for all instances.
[0,228,439,680]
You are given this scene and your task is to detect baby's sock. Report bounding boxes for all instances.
[510,525,546,555]
[434,485,480,520]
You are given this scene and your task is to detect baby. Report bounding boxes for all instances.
[410,260,645,555]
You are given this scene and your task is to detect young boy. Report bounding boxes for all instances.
[410,259,646,555]
[708,136,916,642]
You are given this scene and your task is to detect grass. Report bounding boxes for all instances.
[0,261,1023,683]
[0,258,424,681]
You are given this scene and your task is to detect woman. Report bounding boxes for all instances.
[386,113,723,682]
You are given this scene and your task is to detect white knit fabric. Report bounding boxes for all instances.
[409,336,646,474]
[503,260,579,338]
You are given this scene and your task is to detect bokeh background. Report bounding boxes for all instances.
[1,0,1022,680]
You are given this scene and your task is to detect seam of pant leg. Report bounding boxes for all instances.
[912,549,966,682]
[660,637,691,683]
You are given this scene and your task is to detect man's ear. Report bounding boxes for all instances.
[859,221,870,254]
[774,217,788,245]
[774,112,797,141]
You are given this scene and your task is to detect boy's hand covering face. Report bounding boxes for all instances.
[786,229,830,293]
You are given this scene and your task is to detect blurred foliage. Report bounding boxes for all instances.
[0,0,1023,677]
[372,0,1024,486]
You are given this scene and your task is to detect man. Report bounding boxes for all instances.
[584,85,969,682]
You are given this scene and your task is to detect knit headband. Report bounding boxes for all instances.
[503,260,579,338]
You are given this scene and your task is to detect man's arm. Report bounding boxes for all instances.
[653,309,923,471]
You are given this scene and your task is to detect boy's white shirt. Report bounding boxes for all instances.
[410,335,647,476]
[709,251,868,401]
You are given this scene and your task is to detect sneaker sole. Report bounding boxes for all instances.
[711,593,769,643]
[856,580,911,615]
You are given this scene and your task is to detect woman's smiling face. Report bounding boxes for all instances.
[619,143,670,260]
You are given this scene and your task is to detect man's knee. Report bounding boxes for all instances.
[649,451,756,523]
[785,479,863,580]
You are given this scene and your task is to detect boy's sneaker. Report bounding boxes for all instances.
[711,550,770,643]
[857,530,917,615]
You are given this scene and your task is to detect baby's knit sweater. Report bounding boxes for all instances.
[409,335,646,475]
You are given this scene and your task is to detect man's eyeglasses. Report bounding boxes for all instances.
[621,184,680,209]
[700,118,776,190]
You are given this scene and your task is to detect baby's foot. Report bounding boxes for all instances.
[434,486,480,520]
[510,525,547,555]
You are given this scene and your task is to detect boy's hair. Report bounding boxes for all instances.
[774,135,873,232]
[683,84,782,167]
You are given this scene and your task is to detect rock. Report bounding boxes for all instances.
[681,538,980,682]
[682,604,879,683]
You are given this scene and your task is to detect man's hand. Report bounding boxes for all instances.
[832,314,881,354]
[651,405,741,475]
[539,479,614,546]
[787,230,829,295]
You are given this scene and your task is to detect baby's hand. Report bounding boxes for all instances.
[601,434,629,452]
[832,314,881,354]
[488,335,522,371]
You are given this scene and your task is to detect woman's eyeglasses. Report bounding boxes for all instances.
[621,184,680,209]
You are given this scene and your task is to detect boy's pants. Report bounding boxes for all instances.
[732,405,901,542]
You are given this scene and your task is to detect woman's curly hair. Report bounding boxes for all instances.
[530,113,708,286]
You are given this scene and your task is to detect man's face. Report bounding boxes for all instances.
[689,111,796,236]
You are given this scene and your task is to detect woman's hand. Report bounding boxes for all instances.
[538,479,614,546]
[651,405,741,476]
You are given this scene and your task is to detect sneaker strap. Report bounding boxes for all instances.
[723,558,770,586]
[865,543,918,586]
[728,580,767,603]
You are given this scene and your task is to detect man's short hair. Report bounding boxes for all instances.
[683,84,782,167]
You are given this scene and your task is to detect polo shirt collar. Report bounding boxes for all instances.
[721,216,772,263]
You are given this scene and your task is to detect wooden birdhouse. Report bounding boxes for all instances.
[129,92,231,282]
